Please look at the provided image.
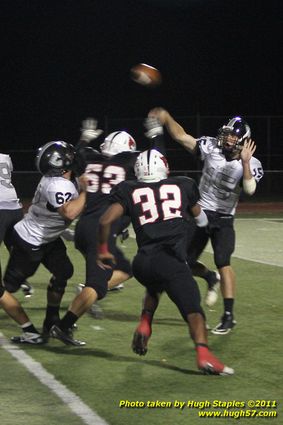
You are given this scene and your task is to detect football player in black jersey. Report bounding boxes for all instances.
[97,149,234,376]
[50,115,166,345]
[74,124,138,295]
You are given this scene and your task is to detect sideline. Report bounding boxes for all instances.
[0,333,109,425]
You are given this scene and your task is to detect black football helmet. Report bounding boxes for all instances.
[217,116,251,155]
[35,141,75,176]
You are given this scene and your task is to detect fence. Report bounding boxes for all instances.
[9,115,283,200]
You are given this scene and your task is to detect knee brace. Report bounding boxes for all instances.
[48,275,68,295]
[48,259,74,295]
[3,268,27,293]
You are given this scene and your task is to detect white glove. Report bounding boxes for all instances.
[144,116,164,138]
[80,117,103,142]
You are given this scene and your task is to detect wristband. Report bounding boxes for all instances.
[98,243,109,255]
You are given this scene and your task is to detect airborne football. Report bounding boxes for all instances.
[130,63,162,87]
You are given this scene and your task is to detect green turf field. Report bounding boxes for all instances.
[0,215,282,425]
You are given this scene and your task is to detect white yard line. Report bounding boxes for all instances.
[0,333,109,425]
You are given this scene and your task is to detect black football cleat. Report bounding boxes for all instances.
[21,282,34,298]
[132,331,150,356]
[50,325,86,346]
[211,313,237,335]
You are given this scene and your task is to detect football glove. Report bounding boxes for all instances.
[80,117,103,143]
[144,116,164,139]
[119,228,129,243]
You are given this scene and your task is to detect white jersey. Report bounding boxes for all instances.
[0,153,22,210]
[197,137,264,215]
[15,175,79,245]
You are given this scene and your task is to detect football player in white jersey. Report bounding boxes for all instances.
[3,141,87,344]
[0,152,33,296]
[150,108,264,335]
[0,287,43,344]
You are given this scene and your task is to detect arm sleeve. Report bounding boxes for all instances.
[149,134,166,156]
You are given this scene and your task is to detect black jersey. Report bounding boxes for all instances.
[76,134,166,216]
[110,176,200,259]
[80,149,139,215]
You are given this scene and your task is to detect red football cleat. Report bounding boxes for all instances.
[196,346,234,376]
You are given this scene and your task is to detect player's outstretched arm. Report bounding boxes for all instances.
[149,107,197,153]
[144,116,166,155]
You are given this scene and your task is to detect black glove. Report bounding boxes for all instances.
[119,228,129,243]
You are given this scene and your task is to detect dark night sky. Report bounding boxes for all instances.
[1,0,283,150]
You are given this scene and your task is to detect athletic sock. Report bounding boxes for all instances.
[59,311,79,332]
[44,305,60,328]
[21,322,39,334]
[223,298,234,315]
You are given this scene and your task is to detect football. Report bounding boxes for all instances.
[130,63,162,87]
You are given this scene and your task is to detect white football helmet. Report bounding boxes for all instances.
[134,149,169,182]
[100,131,136,157]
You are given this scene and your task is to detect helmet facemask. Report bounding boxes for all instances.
[217,117,251,158]
[35,141,75,176]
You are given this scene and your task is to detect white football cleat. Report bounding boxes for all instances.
[108,283,124,292]
[76,283,85,294]
[11,332,44,345]
[88,303,104,319]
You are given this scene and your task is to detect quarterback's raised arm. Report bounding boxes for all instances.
[149,107,198,153]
